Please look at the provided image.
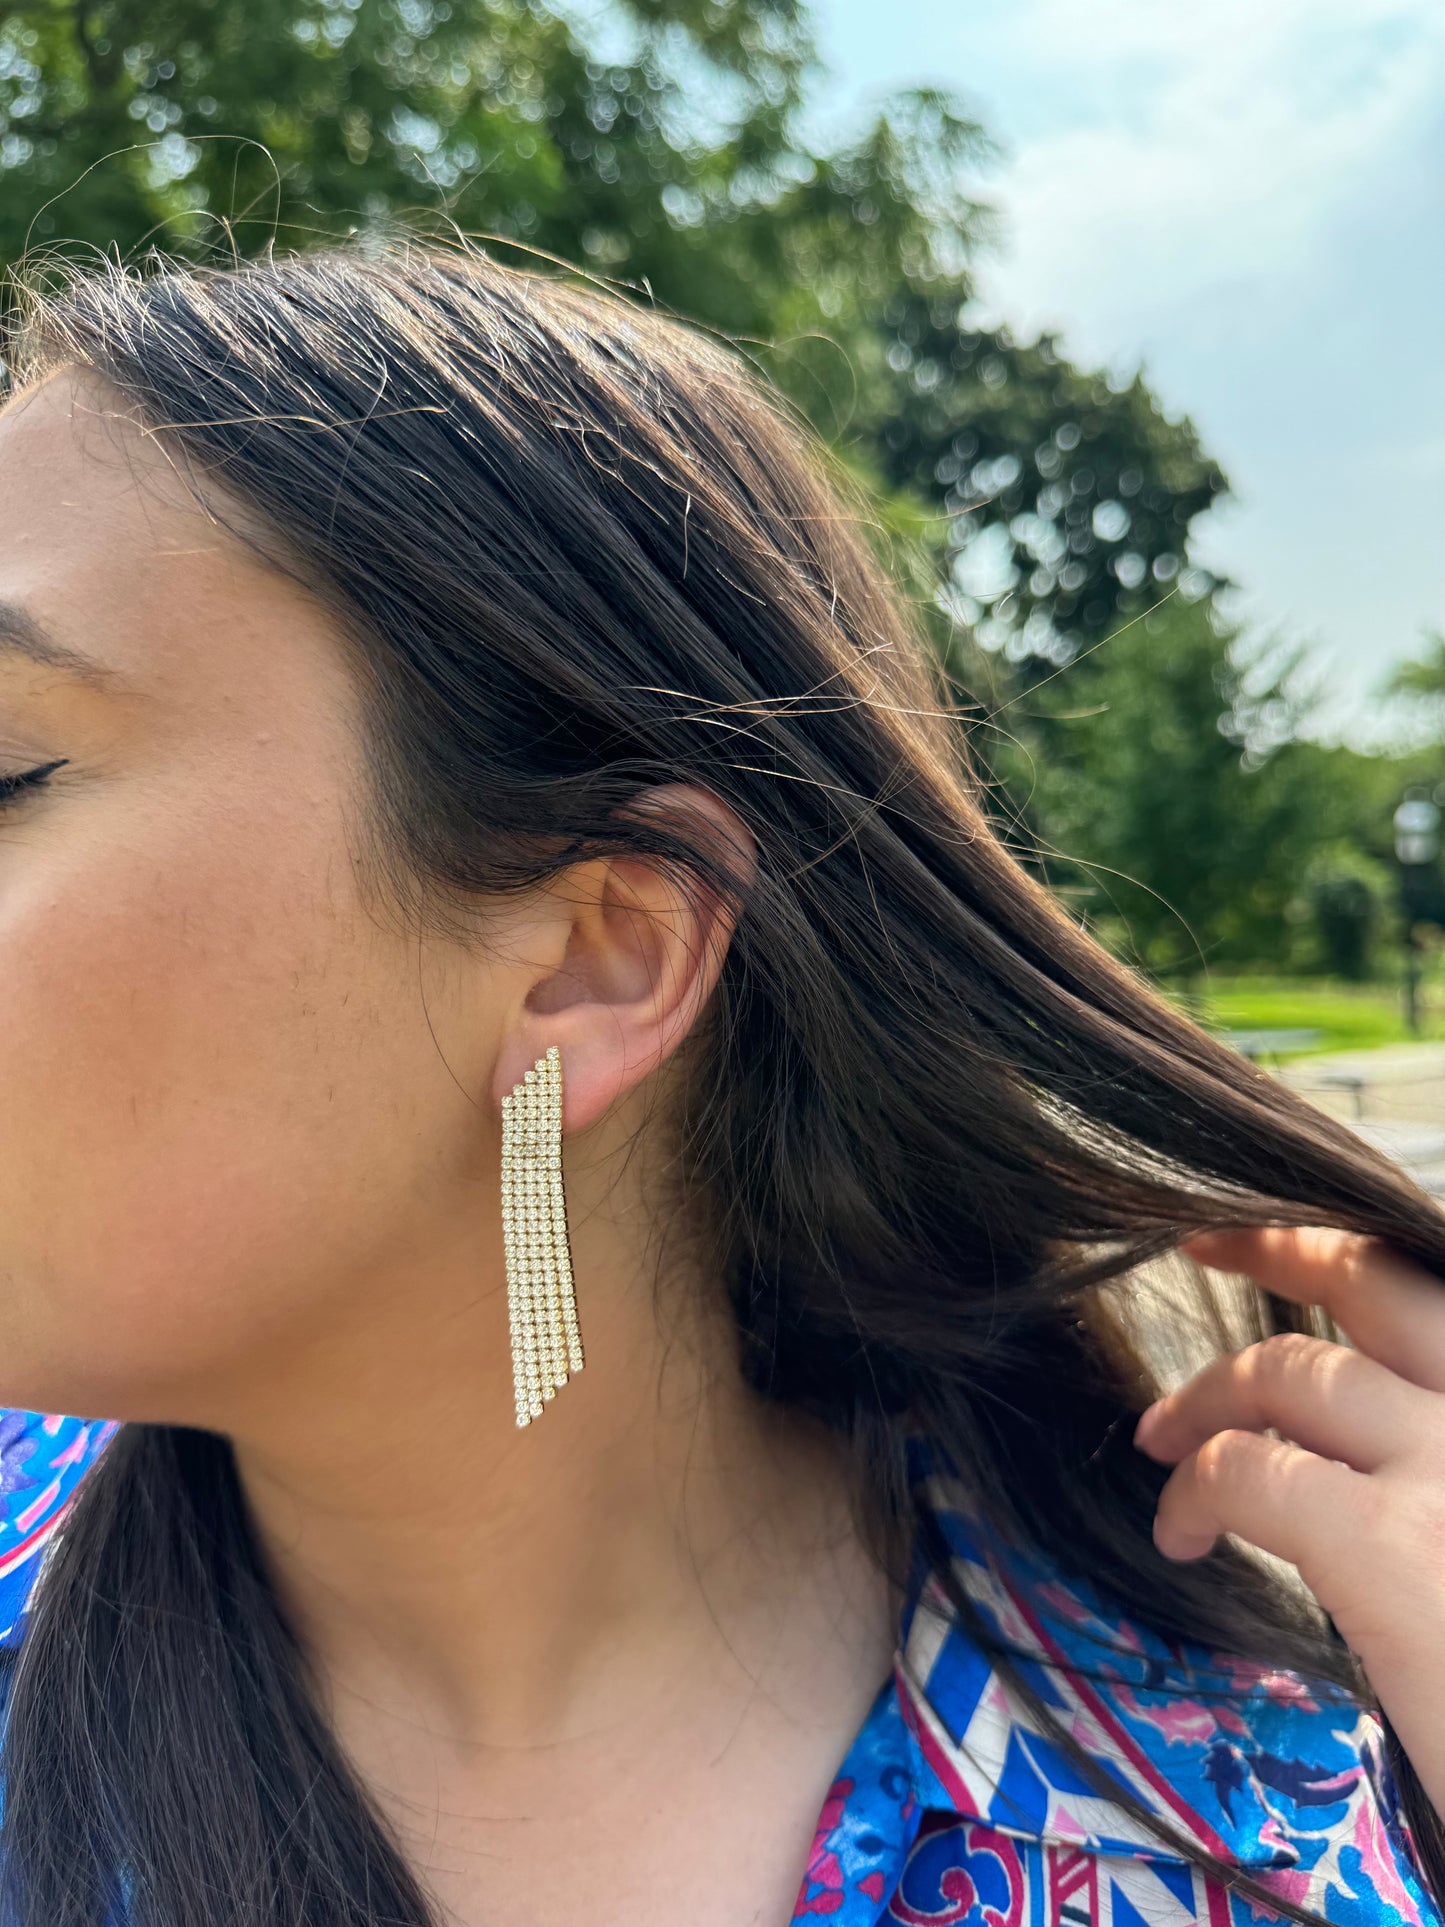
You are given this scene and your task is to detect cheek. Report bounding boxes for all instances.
[0,797,451,1418]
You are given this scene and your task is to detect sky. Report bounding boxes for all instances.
[803,0,1445,746]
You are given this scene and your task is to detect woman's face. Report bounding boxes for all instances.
[0,368,516,1424]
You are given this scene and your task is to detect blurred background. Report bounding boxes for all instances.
[2,0,1444,1180]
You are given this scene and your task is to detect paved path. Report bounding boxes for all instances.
[1279,1043,1445,1196]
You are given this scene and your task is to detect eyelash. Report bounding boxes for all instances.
[0,759,69,808]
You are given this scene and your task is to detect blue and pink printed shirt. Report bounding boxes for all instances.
[0,1410,1436,1927]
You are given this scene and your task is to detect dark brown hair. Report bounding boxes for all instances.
[0,236,1440,1925]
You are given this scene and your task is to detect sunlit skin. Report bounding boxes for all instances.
[0,367,900,1926]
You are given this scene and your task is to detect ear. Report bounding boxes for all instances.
[495,784,756,1130]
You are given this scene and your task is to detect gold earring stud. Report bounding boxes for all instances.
[501,1046,584,1426]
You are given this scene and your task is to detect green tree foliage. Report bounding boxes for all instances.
[1384,629,1445,701]
[0,0,1224,660]
[1380,630,1445,757]
[864,307,1225,668]
[1308,871,1378,981]
[1003,597,1346,980]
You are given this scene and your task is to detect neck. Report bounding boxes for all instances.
[220,1214,896,1754]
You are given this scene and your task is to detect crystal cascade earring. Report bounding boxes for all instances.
[502,1045,584,1426]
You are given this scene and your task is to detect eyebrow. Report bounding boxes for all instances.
[0,597,126,690]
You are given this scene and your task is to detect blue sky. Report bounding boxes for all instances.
[803,0,1445,745]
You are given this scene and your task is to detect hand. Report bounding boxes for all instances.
[1134,1225,1445,1818]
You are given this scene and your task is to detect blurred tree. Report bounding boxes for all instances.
[1384,629,1445,701]
[0,0,1225,664]
[862,303,1225,672]
[1307,869,1379,981]
[1287,738,1445,977]
[1379,630,1445,754]
[998,597,1342,981]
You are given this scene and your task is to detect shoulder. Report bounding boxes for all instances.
[0,1408,117,1648]
[890,1490,1440,1927]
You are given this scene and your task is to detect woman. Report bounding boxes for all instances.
[0,239,1440,1927]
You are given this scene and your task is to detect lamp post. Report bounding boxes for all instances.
[1394,787,1442,1035]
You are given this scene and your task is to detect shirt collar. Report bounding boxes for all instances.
[793,1450,1384,1924]
[892,1481,1349,1871]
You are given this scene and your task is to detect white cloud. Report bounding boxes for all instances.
[967,1,1444,362]
[952,0,1445,735]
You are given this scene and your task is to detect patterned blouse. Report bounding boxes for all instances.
[0,1411,1435,1927]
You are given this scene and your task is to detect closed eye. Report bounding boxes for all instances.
[0,758,69,806]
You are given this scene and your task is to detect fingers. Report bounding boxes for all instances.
[1152,1428,1371,1577]
[1181,1226,1445,1394]
[1135,1332,1424,1474]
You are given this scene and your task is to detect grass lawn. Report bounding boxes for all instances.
[1159,971,1445,1059]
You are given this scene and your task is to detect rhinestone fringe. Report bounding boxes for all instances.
[502,1046,584,1427]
